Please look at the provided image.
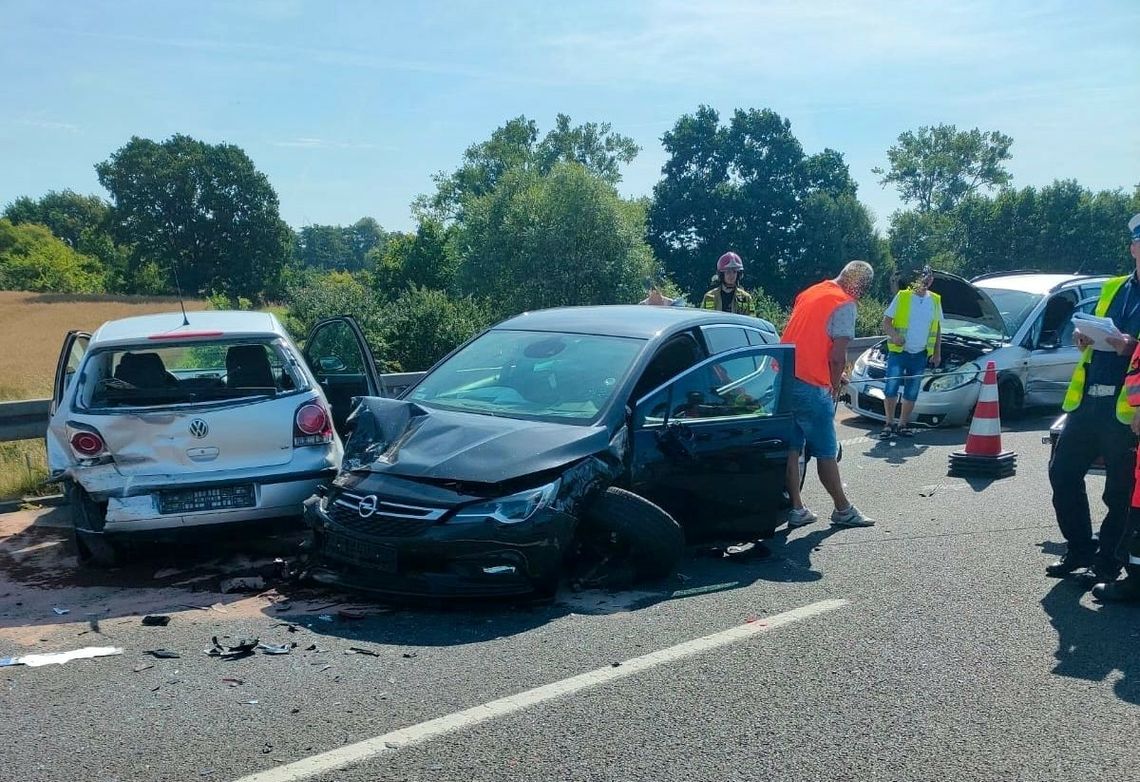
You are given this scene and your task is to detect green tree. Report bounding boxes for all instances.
[874,124,1013,213]
[96,134,292,301]
[428,114,639,220]
[4,190,110,249]
[295,224,352,270]
[382,286,492,371]
[648,106,871,302]
[457,162,656,319]
[372,219,458,298]
[281,271,390,365]
[0,219,105,293]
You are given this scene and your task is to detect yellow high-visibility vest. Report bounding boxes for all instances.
[887,289,941,356]
[1062,275,1135,424]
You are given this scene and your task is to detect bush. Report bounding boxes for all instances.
[282,271,389,362]
[382,286,493,372]
[856,296,886,337]
[0,219,106,293]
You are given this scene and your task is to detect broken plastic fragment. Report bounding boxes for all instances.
[219,576,266,594]
[3,646,122,667]
[142,615,171,627]
[345,646,381,657]
[52,607,70,616]
[144,649,181,659]
[257,642,295,656]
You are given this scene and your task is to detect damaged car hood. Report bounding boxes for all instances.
[342,397,614,484]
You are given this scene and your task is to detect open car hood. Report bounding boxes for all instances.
[341,397,612,484]
[929,271,1006,338]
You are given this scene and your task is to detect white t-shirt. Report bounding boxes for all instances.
[885,291,942,353]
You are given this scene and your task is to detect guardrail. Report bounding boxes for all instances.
[0,338,883,444]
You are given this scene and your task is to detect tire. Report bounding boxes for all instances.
[997,377,1024,420]
[68,483,120,568]
[575,487,684,585]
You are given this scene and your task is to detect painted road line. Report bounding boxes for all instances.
[230,598,849,782]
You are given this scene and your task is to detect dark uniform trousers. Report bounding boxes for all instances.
[1048,394,1137,569]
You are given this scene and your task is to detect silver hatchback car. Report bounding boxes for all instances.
[47,311,385,566]
[846,271,1109,426]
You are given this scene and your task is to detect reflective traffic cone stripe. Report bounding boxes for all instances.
[962,360,1004,456]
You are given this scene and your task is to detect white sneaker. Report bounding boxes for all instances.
[830,505,875,527]
[785,506,818,528]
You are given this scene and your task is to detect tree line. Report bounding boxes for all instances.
[3,110,1137,371]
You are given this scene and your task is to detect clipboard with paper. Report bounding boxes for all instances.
[1071,311,1123,351]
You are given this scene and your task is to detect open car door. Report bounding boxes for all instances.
[629,344,795,536]
[302,317,384,436]
[51,330,90,416]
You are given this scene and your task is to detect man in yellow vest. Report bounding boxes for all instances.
[780,260,876,529]
[879,265,942,438]
[1047,213,1140,582]
[701,252,756,316]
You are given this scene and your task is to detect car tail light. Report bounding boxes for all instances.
[68,427,110,462]
[294,402,333,447]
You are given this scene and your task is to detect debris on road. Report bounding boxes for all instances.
[219,576,266,594]
[257,642,296,656]
[345,646,381,657]
[401,651,417,659]
[52,607,69,616]
[144,649,181,659]
[133,664,155,673]
[222,677,244,687]
[0,646,122,667]
[723,541,772,562]
[141,615,171,627]
[206,637,259,660]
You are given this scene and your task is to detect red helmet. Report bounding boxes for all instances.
[717,252,743,273]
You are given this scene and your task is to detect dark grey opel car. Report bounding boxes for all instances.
[302,305,797,597]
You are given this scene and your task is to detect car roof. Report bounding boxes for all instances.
[89,310,287,347]
[491,305,777,340]
[972,273,1109,296]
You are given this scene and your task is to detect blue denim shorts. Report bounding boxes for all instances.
[789,379,838,459]
[883,350,927,402]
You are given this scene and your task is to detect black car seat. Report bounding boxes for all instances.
[226,345,275,389]
[114,352,177,388]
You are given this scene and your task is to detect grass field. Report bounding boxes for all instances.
[0,291,207,500]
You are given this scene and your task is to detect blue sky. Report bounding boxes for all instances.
[1,0,1137,234]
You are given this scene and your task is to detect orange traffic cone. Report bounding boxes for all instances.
[948,360,1016,477]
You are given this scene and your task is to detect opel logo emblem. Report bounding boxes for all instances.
[358,495,378,518]
[188,419,209,439]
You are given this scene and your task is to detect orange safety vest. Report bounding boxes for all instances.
[781,280,854,387]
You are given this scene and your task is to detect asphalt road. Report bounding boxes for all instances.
[2,409,1138,782]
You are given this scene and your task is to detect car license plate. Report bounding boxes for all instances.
[159,484,256,514]
[324,534,398,572]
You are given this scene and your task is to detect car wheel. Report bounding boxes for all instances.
[573,487,684,587]
[997,377,1024,420]
[68,483,120,568]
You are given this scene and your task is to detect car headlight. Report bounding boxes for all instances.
[452,479,561,525]
[926,362,979,392]
[853,353,867,376]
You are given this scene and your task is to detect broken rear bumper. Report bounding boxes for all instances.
[303,497,575,597]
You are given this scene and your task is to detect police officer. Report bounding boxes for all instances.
[1047,213,1140,583]
[1093,214,1140,602]
[701,252,755,316]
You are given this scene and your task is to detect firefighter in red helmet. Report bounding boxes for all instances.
[701,252,756,316]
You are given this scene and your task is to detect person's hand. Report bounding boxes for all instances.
[1073,328,1094,350]
[889,331,905,346]
[1106,333,1136,356]
[1130,408,1140,436]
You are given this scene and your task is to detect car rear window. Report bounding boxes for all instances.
[77,338,309,409]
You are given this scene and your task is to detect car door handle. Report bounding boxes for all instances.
[751,438,785,450]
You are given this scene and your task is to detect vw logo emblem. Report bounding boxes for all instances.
[358,495,378,518]
[188,419,209,439]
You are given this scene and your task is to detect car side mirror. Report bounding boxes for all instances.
[1038,331,1060,351]
[318,355,347,372]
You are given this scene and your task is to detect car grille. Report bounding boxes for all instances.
[857,392,885,416]
[327,491,447,537]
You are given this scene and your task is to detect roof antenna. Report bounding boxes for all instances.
[171,260,190,327]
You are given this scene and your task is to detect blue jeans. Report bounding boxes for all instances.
[789,379,838,459]
[884,350,927,402]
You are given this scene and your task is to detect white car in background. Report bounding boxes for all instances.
[846,271,1109,426]
[47,311,385,566]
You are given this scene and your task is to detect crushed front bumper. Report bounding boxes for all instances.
[303,497,576,597]
[845,373,979,428]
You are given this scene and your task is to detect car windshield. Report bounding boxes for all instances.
[408,329,645,423]
[945,287,1042,341]
[78,338,307,409]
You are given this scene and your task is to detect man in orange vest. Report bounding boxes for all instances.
[780,260,876,528]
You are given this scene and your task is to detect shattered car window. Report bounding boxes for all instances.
[79,339,308,409]
[408,329,644,422]
[638,352,783,425]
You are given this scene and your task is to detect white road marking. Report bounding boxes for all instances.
[230,598,849,782]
